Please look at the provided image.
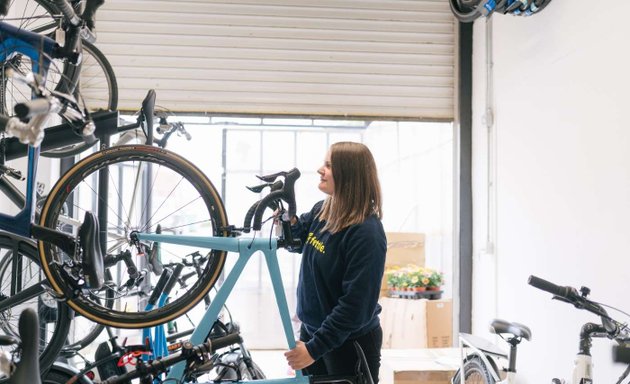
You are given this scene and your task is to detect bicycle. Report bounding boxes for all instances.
[448,0,553,23]
[0,87,200,371]
[0,0,114,159]
[451,275,630,384]
[0,11,106,368]
[0,306,93,384]
[1,0,118,152]
[88,168,374,384]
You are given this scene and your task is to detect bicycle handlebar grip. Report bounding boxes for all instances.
[147,267,173,306]
[163,263,184,296]
[52,0,81,26]
[613,345,630,363]
[243,180,284,232]
[211,333,242,351]
[528,275,572,299]
[242,201,260,233]
[14,98,51,119]
[0,1,8,17]
[81,0,105,30]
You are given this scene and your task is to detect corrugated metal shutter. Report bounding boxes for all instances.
[94,0,455,119]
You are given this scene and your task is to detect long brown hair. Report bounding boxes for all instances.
[319,142,382,233]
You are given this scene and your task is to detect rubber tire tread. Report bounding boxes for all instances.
[38,145,228,328]
[451,356,495,384]
[216,359,266,380]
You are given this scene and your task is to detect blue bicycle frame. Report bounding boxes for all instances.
[137,233,310,384]
[0,21,56,237]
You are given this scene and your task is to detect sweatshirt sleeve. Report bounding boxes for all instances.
[288,200,324,253]
[304,219,386,360]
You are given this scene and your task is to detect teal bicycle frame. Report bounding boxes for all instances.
[137,233,309,384]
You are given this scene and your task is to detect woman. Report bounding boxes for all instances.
[284,141,386,384]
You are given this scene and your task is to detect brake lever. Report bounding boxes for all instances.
[257,170,288,183]
[247,182,274,193]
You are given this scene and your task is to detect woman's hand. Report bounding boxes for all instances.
[284,341,314,370]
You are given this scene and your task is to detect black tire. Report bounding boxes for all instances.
[451,356,495,384]
[0,232,71,379]
[43,362,92,384]
[449,0,483,23]
[38,145,229,328]
[215,354,266,380]
[41,40,119,158]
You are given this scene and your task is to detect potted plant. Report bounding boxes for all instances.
[385,266,402,290]
[427,269,444,291]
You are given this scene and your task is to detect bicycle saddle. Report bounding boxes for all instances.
[78,211,105,289]
[10,308,42,384]
[490,319,532,341]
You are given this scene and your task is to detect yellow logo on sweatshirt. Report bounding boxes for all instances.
[306,232,325,254]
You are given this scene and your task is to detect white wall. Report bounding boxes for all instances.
[470,1,630,382]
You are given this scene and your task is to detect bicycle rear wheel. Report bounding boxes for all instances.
[451,356,496,384]
[0,232,71,378]
[38,145,229,328]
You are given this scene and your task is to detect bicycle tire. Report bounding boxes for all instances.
[0,232,71,379]
[449,0,483,23]
[451,356,496,384]
[42,362,92,384]
[41,39,119,158]
[38,145,229,328]
[215,353,266,380]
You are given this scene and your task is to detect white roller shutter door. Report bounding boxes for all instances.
[94,0,455,119]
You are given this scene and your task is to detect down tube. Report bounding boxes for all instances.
[166,243,252,381]
[262,247,298,350]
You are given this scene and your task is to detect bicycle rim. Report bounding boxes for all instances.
[453,356,496,384]
[0,232,71,377]
[38,145,229,328]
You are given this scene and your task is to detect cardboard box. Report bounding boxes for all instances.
[380,298,452,349]
[426,299,453,348]
[381,232,425,297]
[380,349,459,384]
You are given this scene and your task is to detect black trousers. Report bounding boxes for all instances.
[299,324,383,384]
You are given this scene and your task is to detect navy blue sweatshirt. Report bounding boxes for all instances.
[290,200,386,361]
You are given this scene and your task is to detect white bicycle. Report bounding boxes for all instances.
[452,275,630,384]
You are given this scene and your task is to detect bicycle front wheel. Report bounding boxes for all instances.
[41,40,119,158]
[38,145,229,328]
[0,232,71,378]
[451,356,496,384]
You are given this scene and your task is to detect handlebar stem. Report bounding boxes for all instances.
[578,322,606,355]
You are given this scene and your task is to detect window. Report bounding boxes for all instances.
[157,116,453,348]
